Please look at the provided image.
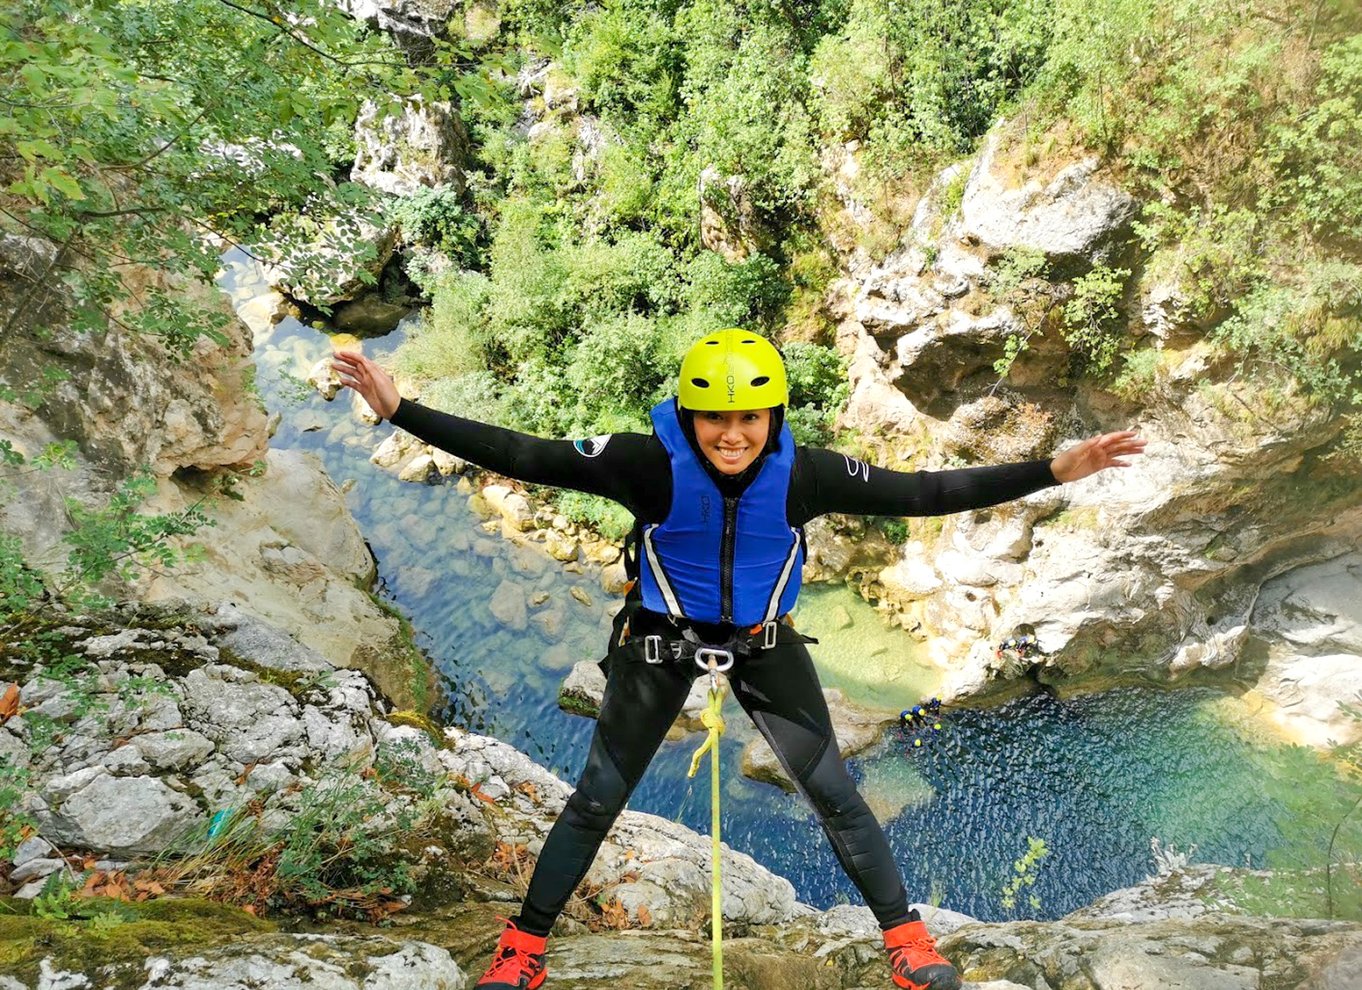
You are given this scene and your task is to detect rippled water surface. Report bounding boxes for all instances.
[225,252,1357,921]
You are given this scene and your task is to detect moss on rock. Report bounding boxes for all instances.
[0,895,276,989]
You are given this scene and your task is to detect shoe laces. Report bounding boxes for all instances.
[481,917,544,984]
[889,928,940,970]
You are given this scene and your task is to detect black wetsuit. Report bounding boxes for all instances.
[390,398,1059,934]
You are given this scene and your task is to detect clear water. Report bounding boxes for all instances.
[223,252,1358,922]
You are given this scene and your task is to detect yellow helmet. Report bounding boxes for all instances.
[677,328,788,410]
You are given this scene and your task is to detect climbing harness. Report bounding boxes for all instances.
[687,652,729,990]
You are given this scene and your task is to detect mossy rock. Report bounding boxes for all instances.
[385,709,446,747]
[0,895,276,988]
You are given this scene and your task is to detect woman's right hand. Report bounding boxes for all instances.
[331,350,400,420]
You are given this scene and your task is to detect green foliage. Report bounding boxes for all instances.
[1212,260,1362,409]
[1062,265,1130,374]
[992,332,1032,380]
[0,0,478,352]
[986,246,1049,298]
[813,0,1052,174]
[1261,33,1362,245]
[554,490,634,541]
[155,759,444,919]
[32,870,81,922]
[563,0,682,124]
[674,6,819,218]
[999,835,1050,915]
[60,472,213,601]
[1112,347,1163,400]
[783,341,849,446]
[1032,0,1159,150]
[421,372,506,422]
[683,251,787,330]
[562,313,669,423]
[390,188,482,267]
[876,517,909,545]
[0,756,33,861]
[272,767,426,905]
[398,271,495,380]
[0,532,46,627]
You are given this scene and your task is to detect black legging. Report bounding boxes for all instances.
[516,641,912,936]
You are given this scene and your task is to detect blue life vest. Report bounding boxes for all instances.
[638,398,804,626]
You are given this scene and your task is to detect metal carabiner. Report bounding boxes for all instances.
[695,647,734,673]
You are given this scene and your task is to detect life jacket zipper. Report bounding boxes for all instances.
[720,496,737,622]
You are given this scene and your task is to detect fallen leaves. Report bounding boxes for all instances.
[76,867,167,903]
[0,682,20,722]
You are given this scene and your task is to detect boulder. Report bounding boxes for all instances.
[558,660,712,731]
[332,293,411,335]
[1248,552,1362,746]
[352,97,469,197]
[488,579,529,632]
[0,235,267,486]
[338,0,462,58]
[128,450,436,711]
[955,128,1137,271]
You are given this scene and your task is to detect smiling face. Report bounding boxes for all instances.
[692,408,771,475]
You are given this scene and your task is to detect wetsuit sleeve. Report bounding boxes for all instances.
[387,397,665,513]
[790,447,1060,524]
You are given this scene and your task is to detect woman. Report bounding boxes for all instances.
[332,329,1143,990]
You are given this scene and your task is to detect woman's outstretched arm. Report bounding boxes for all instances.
[330,350,665,509]
[790,432,1145,523]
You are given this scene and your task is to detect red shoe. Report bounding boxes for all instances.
[883,919,961,990]
[476,917,548,989]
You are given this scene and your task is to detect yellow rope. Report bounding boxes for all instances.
[687,674,727,990]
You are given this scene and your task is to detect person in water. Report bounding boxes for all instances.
[331,330,1144,990]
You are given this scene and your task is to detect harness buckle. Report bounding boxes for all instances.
[694,647,734,673]
[643,635,663,664]
[761,620,778,650]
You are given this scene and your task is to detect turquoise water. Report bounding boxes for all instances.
[226,254,1357,922]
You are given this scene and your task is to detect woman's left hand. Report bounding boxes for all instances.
[1049,431,1146,483]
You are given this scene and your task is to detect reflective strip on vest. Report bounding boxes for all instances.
[762,528,803,623]
[641,522,683,618]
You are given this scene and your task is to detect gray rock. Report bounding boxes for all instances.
[371,428,424,469]
[431,448,466,476]
[9,857,67,884]
[352,97,468,197]
[559,660,712,730]
[1249,552,1362,746]
[17,933,467,990]
[179,665,307,765]
[11,835,57,869]
[349,388,382,427]
[956,128,1137,269]
[398,453,438,484]
[131,729,216,771]
[488,580,529,631]
[261,206,398,308]
[308,357,343,400]
[37,772,201,856]
[206,603,335,675]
